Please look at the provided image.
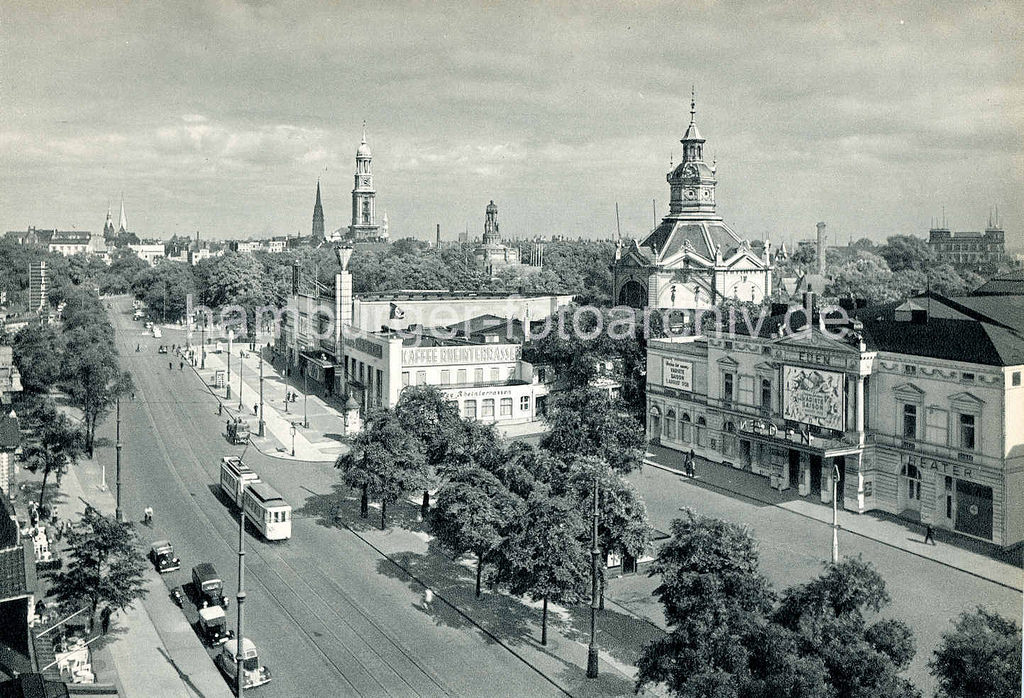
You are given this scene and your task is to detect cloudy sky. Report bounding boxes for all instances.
[1,1,1021,246]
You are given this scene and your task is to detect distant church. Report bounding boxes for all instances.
[313,125,390,244]
[612,94,772,312]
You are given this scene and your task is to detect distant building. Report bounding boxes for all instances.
[47,230,92,257]
[266,238,288,254]
[230,240,261,255]
[127,243,165,266]
[612,94,772,313]
[928,220,1005,265]
[345,126,385,243]
[474,201,523,276]
[312,180,325,241]
[28,262,47,312]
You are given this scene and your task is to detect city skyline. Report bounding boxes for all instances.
[1,1,1021,246]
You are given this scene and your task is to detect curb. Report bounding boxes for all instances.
[644,458,1023,592]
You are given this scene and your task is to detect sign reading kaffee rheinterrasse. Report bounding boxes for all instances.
[782,366,844,430]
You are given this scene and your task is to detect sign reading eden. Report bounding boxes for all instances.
[663,358,693,391]
[782,365,844,430]
[402,344,522,367]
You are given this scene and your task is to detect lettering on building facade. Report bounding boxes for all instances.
[402,344,522,367]
[663,358,693,391]
[344,336,384,359]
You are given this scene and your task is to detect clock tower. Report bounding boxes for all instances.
[667,90,717,218]
[348,123,383,240]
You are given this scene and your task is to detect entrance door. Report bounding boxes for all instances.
[954,480,993,540]
[740,440,752,470]
[809,455,822,495]
[787,450,800,491]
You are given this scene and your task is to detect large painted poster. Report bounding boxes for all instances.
[782,366,845,430]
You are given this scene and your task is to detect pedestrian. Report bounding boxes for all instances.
[685,449,696,478]
[253,403,258,415]
[143,506,153,526]
[179,361,183,371]
[100,606,111,635]
[422,587,434,609]
[168,361,172,370]
[924,523,936,545]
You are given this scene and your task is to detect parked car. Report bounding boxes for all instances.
[215,637,271,691]
[192,563,228,609]
[149,540,180,573]
[197,605,234,646]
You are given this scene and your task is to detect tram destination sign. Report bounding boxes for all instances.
[782,365,845,431]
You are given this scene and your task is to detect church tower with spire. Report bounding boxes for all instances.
[117,194,129,234]
[312,180,325,240]
[103,202,115,241]
[611,91,772,312]
[348,123,382,240]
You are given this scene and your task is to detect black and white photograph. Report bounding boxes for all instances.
[0,2,1021,697]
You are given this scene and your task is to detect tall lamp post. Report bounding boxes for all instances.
[115,397,123,523]
[258,357,265,437]
[236,479,247,696]
[303,370,309,429]
[226,331,233,400]
[290,423,296,457]
[200,322,206,369]
[238,348,244,412]
[586,470,600,679]
[831,463,841,563]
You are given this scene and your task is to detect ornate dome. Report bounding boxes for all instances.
[356,139,372,158]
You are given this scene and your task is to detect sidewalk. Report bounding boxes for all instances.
[56,454,233,698]
[643,443,1023,591]
[190,345,346,463]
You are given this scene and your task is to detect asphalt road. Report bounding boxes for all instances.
[108,298,563,698]
[624,461,1023,693]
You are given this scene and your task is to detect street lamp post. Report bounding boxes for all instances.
[200,323,206,369]
[587,470,600,679]
[831,463,841,564]
[303,370,309,429]
[238,349,244,412]
[115,398,123,523]
[236,479,247,696]
[226,332,233,400]
[258,357,265,437]
[290,423,296,457]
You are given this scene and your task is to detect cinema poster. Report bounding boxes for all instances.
[782,366,844,430]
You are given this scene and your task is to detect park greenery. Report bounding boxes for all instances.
[929,607,1022,698]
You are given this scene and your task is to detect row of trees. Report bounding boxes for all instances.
[638,510,1022,698]
[336,385,648,643]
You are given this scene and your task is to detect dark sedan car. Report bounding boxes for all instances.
[149,540,181,573]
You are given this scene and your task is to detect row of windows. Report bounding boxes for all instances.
[463,396,530,419]
[402,366,515,387]
[900,403,977,450]
[721,372,772,408]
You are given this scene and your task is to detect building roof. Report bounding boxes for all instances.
[972,269,1024,296]
[639,219,745,264]
[920,294,1024,336]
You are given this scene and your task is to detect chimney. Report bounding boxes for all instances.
[436,223,441,248]
[816,221,827,274]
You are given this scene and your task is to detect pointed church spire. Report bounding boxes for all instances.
[312,179,325,240]
[118,193,128,233]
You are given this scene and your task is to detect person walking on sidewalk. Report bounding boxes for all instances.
[684,449,696,478]
[924,523,936,545]
[100,606,112,635]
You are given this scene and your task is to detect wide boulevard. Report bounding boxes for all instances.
[106,296,563,697]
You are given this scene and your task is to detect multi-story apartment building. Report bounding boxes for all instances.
[646,293,1024,547]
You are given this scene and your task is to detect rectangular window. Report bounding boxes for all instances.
[482,399,495,418]
[500,397,513,416]
[464,400,477,419]
[457,369,467,384]
[961,372,975,382]
[738,375,754,405]
[1013,371,1021,387]
[904,365,917,375]
[401,371,410,387]
[723,373,734,403]
[959,413,976,450]
[520,395,530,411]
[474,368,484,383]
[902,404,917,439]
[760,379,772,410]
[490,367,500,382]
[416,370,426,386]
[440,370,451,385]
[926,407,949,446]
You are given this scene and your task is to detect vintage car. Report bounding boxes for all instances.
[226,418,250,445]
[215,638,271,690]
[149,540,180,573]
[197,605,234,646]
[192,563,228,609]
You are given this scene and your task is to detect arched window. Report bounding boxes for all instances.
[649,406,662,439]
[681,413,692,442]
[666,409,677,439]
[696,416,707,447]
[901,462,921,501]
[722,421,737,456]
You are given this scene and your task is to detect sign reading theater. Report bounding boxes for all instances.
[402,344,522,367]
[782,366,844,431]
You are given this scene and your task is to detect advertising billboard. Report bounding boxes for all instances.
[782,366,845,430]
[663,358,693,391]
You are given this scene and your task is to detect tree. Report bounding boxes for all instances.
[540,386,645,473]
[878,235,935,273]
[334,409,425,529]
[22,402,85,511]
[773,556,920,698]
[930,607,1021,698]
[394,386,464,516]
[62,325,132,456]
[636,510,776,696]
[494,492,588,645]
[825,252,899,304]
[194,252,269,309]
[431,466,523,597]
[131,261,195,322]
[12,323,65,394]
[49,508,148,630]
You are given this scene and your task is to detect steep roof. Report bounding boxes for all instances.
[972,269,1024,296]
[638,219,746,264]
